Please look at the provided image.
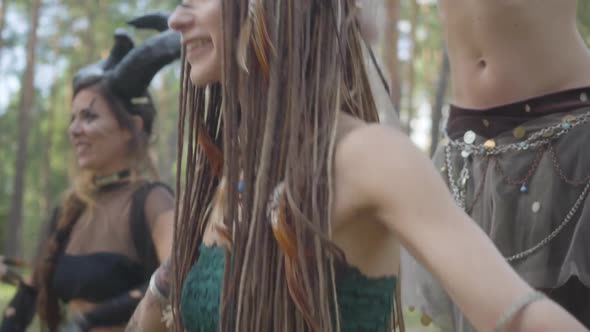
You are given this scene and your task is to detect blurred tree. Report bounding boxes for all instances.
[383,0,401,111]
[429,49,449,156]
[403,0,419,135]
[0,0,8,56]
[6,0,42,257]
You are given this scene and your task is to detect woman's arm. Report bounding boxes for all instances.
[151,210,174,262]
[126,259,172,332]
[126,186,175,332]
[0,205,62,332]
[335,124,586,331]
[141,185,175,263]
[0,283,37,332]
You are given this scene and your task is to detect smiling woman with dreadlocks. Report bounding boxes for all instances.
[127,1,585,332]
[0,14,180,332]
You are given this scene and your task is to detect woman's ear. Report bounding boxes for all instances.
[132,115,145,133]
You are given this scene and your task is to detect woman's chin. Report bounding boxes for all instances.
[189,66,219,87]
[76,159,93,171]
[189,73,209,87]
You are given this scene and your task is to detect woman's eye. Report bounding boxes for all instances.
[80,110,98,122]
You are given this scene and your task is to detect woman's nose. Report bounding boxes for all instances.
[169,6,194,31]
[69,119,82,136]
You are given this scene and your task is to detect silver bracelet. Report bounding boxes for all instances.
[493,291,545,332]
[149,271,169,303]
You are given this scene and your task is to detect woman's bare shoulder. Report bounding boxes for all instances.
[334,118,451,222]
[335,117,418,173]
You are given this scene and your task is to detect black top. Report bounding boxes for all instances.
[53,252,145,302]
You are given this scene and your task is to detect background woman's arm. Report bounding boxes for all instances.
[126,259,172,332]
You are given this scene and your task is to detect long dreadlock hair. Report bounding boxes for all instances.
[172,1,398,331]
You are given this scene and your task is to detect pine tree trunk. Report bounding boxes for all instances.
[430,50,450,156]
[40,85,59,214]
[383,0,401,112]
[40,19,62,214]
[0,0,8,57]
[84,1,98,62]
[6,0,42,257]
[404,0,420,135]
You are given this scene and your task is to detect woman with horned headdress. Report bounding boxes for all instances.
[0,14,180,332]
[127,1,585,332]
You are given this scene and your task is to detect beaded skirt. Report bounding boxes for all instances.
[401,87,590,331]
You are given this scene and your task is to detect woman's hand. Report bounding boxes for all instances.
[59,316,89,332]
[0,256,28,285]
[125,261,172,332]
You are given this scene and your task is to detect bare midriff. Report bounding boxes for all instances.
[438,0,590,109]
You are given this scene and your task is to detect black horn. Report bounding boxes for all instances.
[127,11,172,32]
[72,29,134,94]
[103,29,135,70]
[106,29,181,99]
